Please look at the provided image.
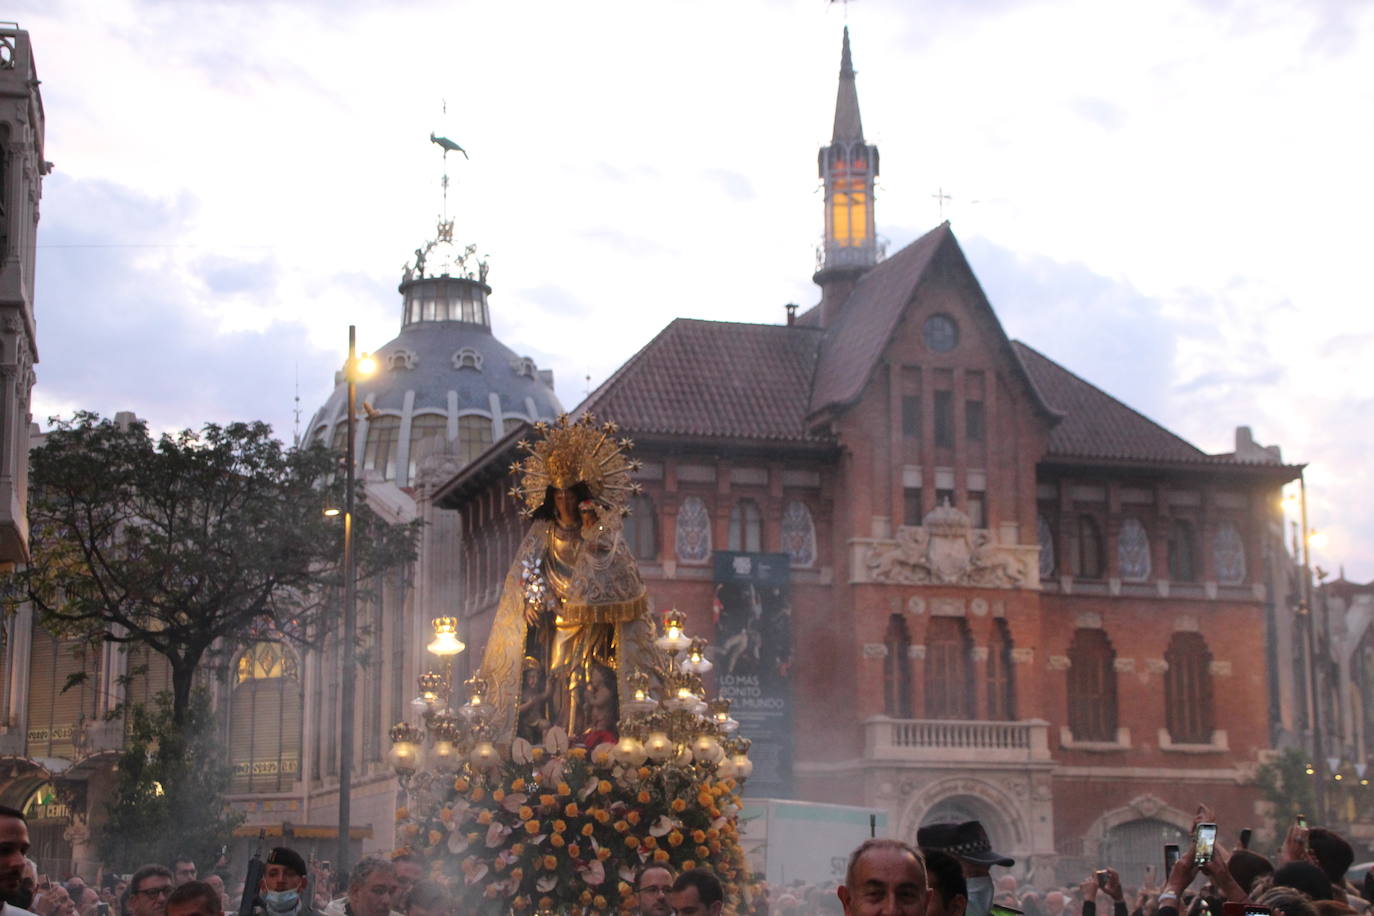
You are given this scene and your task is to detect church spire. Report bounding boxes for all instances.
[832,26,864,143]
[815,26,880,326]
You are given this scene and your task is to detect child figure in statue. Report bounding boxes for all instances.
[517,655,552,744]
[579,663,619,749]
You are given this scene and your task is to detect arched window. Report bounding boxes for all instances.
[1077,515,1103,579]
[1164,631,1213,743]
[229,642,302,794]
[986,619,1015,721]
[452,347,483,371]
[675,496,711,564]
[362,415,401,480]
[883,614,912,718]
[728,499,763,553]
[386,349,416,371]
[781,500,817,568]
[924,617,973,720]
[457,415,492,465]
[1213,521,1247,585]
[623,493,658,561]
[1067,628,1118,742]
[514,356,538,378]
[1168,519,1197,582]
[407,413,448,483]
[1037,515,1056,578]
[1118,517,1151,582]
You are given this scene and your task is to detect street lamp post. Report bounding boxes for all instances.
[336,325,373,880]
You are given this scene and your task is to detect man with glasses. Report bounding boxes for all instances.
[634,865,674,916]
[127,866,175,916]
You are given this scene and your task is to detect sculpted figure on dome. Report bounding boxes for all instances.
[479,414,660,747]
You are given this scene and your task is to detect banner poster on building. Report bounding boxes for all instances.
[711,550,793,798]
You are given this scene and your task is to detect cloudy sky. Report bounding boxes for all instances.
[19,0,1374,579]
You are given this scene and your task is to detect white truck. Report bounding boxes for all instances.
[739,798,890,887]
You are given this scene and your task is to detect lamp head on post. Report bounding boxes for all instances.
[428,616,466,656]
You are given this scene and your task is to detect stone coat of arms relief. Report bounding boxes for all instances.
[857,502,1038,589]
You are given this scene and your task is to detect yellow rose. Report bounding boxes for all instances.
[511,867,524,882]
[691,830,706,844]
[427,829,442,846]
[470,787,486,802]
[636,790,651,804]
[697,845,710,858]
[542,855,557,871]
[538,897,554,910]
[594,896,607,909]
[512,843,526,856]
[532,746,546,761]
[597,780,612,794]
[540,793,557,807]
[557,782,572,796]
[643,836,657,850]
[671,798,686,812]
[580,891,593,905]
[667,830,684,847]
[568,748,587,760]
[614,820,629,833]
[551,834,565,848]
[453,777,469,792]
[653,849,670,863]
[568,843,580,859]
[637,766,651,779]
[553,819,567,833]
[624,835,639,849]
[565,802,580,818]
[618,882,633,897]
[524,820,540,834]
[697,791,712,807]
[596,848,612,861]
[395,807,409,820]
[493,789,506,802]
[627,811,641,825]
[518,805,534,821]
[477,810,493,825]
[683,860,696,870]
[594,809,611,824]
[581,822,595,837]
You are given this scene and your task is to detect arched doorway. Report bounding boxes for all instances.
[22,783,73,877]
[1100,818,1189,885]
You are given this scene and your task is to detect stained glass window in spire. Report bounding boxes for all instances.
[1214,521,1247,585]
[781,500,817,568]
[675,496,711,565]
[1118,517,1151,582]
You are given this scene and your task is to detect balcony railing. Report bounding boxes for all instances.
[864,716,1052,764]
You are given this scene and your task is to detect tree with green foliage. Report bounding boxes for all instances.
[95,688,242,871]
[1256,746,1318,841]
[8,412,420,726]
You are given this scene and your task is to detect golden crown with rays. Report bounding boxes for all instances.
[507,413,643,519]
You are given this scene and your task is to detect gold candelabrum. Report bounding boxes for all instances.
[386,610,753,787]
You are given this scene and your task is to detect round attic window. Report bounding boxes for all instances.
[922,314,959,352]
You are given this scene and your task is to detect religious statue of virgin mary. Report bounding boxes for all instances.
[477,414,661,747]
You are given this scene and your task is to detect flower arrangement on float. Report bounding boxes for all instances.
[389,611,758,915]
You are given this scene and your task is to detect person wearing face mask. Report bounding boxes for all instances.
[254,849,317,916]
[918,821,1015,916]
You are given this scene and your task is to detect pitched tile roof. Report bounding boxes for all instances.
[1012,340,1215,463]
[579,318,830,444]
[807,223,949,415]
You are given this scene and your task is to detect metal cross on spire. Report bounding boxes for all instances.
[932,187,952,221]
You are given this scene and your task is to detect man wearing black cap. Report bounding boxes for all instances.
[917,822,1014,916]
[256,848,317,916]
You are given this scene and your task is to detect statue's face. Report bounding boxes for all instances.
[553,487,578,526]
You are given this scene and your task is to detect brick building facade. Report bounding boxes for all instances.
[433,29,1301,881]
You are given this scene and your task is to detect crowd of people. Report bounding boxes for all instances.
[1,800,1372,916]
